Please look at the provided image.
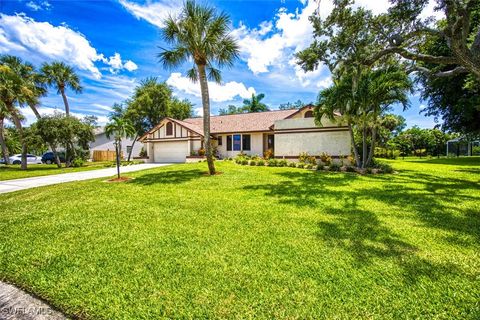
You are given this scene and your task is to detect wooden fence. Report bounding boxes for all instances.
[92,150,123,162]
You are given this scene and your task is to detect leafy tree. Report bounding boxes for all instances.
[279,100,305,110]
[105,116,135,179]
[40,61,82,115]
[158,0,239,175]
[169,97,193,120]
[0,55,42,169]
[242,93,269,113]
[219,104,243,115]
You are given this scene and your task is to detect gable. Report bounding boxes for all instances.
[139,118,202,142]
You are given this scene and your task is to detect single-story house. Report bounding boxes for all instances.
[90,127,144,160]
[139,105,351,163]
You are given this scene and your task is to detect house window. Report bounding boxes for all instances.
[166,122,173,136]
[233,134,241,151]
[242,135,251,151]
[218,136,222,146]
[227,135,232,151]
[304,110,314,118]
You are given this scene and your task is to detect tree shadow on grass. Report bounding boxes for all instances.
[406,157,480,166]
[129,169,204,186]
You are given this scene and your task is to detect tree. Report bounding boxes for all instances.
[169,97,193,120]
[242,93,269,112]
[158,0,239,175]
[0,103,11,163]
[218,104,243,115]
[279,100,305,110]
[40,61,82,115]
[105,116,135,179]
[0,55,42,169]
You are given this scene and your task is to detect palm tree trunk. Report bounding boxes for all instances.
[5,103,27,169]
[348,123,361,167]
[60,87,70,116]
[362,126,367,169]
[127,134,138,162]
[366,126,377,167]
[197,64,215,175]
[0,117,10,164]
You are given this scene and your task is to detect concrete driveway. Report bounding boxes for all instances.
[0,163,170,194]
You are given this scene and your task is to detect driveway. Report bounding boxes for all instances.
[0,163,170,194]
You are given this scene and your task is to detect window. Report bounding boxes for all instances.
[166,122,173,136]
[218,136,222,146]
[304,110,314,118]
[126,146,132,155]
[242,135,251,151]
[233,134,241,151]
[227,135,232,151]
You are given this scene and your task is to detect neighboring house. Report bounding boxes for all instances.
[139,105,352,163]
[90,127,144,160]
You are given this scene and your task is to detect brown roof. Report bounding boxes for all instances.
[182,109,299,134]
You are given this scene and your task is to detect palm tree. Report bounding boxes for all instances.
[0,103,10,164]
[105,116,135,179]
[158,0,239,175]
[40,61,82,116]
[242,93,269,112]
[0,55,42,169]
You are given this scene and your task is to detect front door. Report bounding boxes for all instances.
[267,134,274,151]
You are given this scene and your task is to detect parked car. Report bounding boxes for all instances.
[8,154,42,165]
[41,152,66,164]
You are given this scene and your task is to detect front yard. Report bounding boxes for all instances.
[0,158,478,319]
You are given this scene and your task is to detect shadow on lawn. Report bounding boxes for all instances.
[129,169,204,186]
[243,168,479,283]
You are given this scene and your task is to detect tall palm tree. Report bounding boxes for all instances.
[158,0,239,175]
[0,55,41,169]
[40,61,82,115]
[105,116,135,179]
[242,93,269,112]
[0,103,10,164]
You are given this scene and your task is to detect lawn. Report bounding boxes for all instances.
[0,158,479,319]
[0,161,141,181]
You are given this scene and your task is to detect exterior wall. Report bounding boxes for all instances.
[289,105,315,119]
[90,132,144,160]
[214,132,266,158]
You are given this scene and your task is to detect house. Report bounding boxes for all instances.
[90,127,144,160]
[139,105,351,163]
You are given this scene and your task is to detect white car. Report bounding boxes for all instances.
[7,154,42,165]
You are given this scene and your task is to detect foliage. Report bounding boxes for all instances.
[71,158,85,167]
[319,152,332,166]
[392,126,453,157]
[197,148,206,156]
[298,152,316,164]
[263,148,274,160]
[242,93,269,113]
[257,159,264,166]
[278,160,288,167]
[218,104,244,115]
[296,162,305,169]
[279,100,306,110]
[249,160,256,166]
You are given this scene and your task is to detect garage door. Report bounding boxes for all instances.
[153,141,188,163]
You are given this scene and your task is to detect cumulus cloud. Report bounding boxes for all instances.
[0,13,137,78]
[26,0,51,11]
[118,0,180,28]
[166,73,255,103]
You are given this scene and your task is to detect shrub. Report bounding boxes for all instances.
[71,158,85,167]
[346,155,355,166]
[241,159,248,165]
[298,152,309,163]
[378,162,394,173]
[288,162,296,167]
[305,163,313,169]
[269,159,278,167]
[296,162,305,169]
[264,149,274,160]
[319,152,332,166]
[278,160,288,167]
[312,165,318,171]
[198,148,206,156]
[346,166,356,172]
[139,146,147,158]
[330,162,341,172]
[257,159,265,166]
[249,160,257,166]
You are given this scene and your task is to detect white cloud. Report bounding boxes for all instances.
[118,0,180,28]
[193,107,203,117]
[166,72,255,103]
[26,1,51,11]
[0,13,137,78]
[102,52,138,73]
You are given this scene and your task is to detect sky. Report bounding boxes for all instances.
[0,0,443,128]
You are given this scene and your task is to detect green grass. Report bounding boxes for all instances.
[0,161,142,181]
[0,158,479,319]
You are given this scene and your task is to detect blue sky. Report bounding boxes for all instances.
[0,0,440,128]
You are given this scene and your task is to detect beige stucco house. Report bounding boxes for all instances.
[139,105,351,163]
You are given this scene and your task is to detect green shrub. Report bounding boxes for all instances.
[269,159,278,167]
[264,149,274,159]
[71,158,85,167]
[319,152,332,166]
[330,162,341,172]
[346,166,356,172]
[288,162,296,168]
[257,159,265,166]
[378,162,394,173]
[241,159,248,165]
[296,162,305,169]
[278,160,288,167]
[249,160,257,166]
[305,163,313,169]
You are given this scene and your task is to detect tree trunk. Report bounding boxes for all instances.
[5,103,27,169]
[116,140,121,179]
[0,117,10,164]
[127,134,138,162]
[366,126,376,168]
[362,126,367,169]
[348,123,361,167]
[197,64,215,175]
[29,104,62,168]
[60,87,70,116]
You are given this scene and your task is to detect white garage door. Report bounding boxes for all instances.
[153,141,188,163]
